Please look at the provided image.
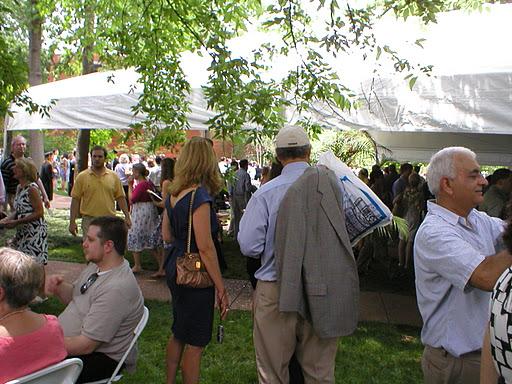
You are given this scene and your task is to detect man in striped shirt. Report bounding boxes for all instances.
[1,135,49,211]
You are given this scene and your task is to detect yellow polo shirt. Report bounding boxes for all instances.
[71,168,125,217]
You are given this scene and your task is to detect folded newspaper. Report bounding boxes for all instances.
[318,151,392,245]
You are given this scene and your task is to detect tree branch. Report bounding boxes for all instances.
[164,0,217,62]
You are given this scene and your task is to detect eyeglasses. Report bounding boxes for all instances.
[80,273,99,294]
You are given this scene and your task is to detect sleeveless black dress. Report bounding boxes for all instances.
[164,187,217,347]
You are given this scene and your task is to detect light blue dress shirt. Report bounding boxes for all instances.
[238,161,309,281]
[414,201,505,357]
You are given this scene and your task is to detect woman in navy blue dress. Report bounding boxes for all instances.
[163,137,229,384]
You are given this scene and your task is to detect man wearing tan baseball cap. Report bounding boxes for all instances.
[239,125,314,383]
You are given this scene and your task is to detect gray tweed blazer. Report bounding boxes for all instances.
[275,166,359,338]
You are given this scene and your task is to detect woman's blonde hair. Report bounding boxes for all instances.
[15,158,37,183]
[170,137,223,196]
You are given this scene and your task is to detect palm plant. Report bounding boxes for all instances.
[377,215,408,240]
[320,129,377,168]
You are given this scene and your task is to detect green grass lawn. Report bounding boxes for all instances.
[33,298,422,383]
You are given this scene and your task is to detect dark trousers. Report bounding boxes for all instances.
[72,352,121,383]
[289,355,305,384]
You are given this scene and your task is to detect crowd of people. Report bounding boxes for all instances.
[2,128,512,384]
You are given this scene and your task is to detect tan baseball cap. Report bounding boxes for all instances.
[275,125,310,148]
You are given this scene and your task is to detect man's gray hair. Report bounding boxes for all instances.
[275,144,311,161]
[0,247,43,308]
[11,135,26,147]
[426,147,476,196]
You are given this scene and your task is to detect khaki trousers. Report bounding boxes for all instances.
[253,281,338,384]
[421,345,481,384]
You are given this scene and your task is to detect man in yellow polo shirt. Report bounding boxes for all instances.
[69,146,131,237]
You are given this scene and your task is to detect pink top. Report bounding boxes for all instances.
[0,314,67,383]
[131,180,154,204]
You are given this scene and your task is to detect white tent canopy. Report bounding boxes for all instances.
[319,4,512,164]
[315,70,512,164]
[5,69,213,131]
[5,4,512,164]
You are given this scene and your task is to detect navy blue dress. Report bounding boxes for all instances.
[165,187,218,347]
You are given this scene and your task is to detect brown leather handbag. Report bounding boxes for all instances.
[176,189,214,288]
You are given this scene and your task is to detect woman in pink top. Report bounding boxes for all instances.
[0,247,67,383]
[127,163,161,275]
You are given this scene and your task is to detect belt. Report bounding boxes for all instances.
[426,345,481,358]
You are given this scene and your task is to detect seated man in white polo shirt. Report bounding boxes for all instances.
[46,216,144,383]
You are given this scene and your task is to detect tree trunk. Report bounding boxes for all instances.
[28,0,44,169]
[76,1,96,173]
[3,129,12,161]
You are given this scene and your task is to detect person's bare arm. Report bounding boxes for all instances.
[64,335,101,356]
[45,275,74,305]
[153,179,171,209]
[116,196,131,228]
[127,176,134,202]
[480,325,499,384]
[0,211,16,223]
[69,197,80,236]
[469,250,512,291]
[150,196,164,208]
[162,208,173,243]
[1,187,43,228]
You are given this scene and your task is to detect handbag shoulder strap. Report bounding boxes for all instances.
[186,189,197,253]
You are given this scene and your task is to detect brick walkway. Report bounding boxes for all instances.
[47,260,422,327]
[52,193,72,209]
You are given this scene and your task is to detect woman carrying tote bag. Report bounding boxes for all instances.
[162,137,229,384]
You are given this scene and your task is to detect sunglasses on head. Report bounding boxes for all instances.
[80,273,99,294]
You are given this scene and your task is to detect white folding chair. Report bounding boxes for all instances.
[85,305,149,384]
[6,357,83,384]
